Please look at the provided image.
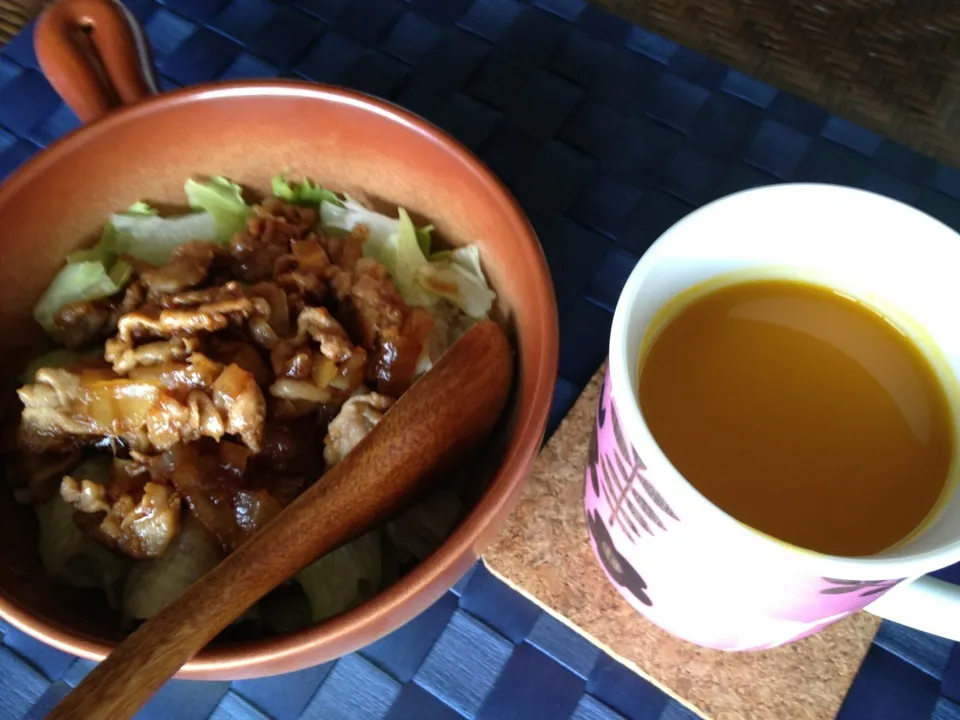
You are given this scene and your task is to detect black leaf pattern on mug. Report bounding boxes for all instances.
[586,508,652,606]
[595,454,617,510]
[636,472,679,523]
[596,457,641,538]
[594,378,678,544]
[603,454,651,536]
[588,423,601,497]
[597,374,608,429]
[621,504,641,538]
[614,451,665,530]
[860,585,898,598]
[820,577,903,597]
[610,397,631,460]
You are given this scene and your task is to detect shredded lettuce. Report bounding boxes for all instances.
[318,197,495,316]
[321,200,435,306]
[88,201,156,264]
[184,176,253,244]
[415,264,493,318]
[272,175,342,208]
[106,211,219,266]
[319,197,434,262]
[36,498,130,607]
[35,458,130,608]
[120,201,157,217]
[121,518,221,621]
[295,530,382,623]
[416,225,433,256]
[104,201,158,230]
[448,245,484,277]
[414,306,451,377]
[416,245,495,319]
[392,208,435,307]
[111,259,133,286]
[68,194,222,271]
[320,196,400,249]
[33,259,131,332]
[386,490,463,563]
[66,246,112,265]
[35,175,494,356]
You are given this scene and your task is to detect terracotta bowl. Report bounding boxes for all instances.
[0,0,558,678]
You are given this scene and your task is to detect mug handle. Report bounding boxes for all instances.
[35,0,158,123]
[867,575,960,640]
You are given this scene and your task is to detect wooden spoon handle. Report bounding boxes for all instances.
[49,320,514,720]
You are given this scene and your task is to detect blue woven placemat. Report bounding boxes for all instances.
[3,1,960,718]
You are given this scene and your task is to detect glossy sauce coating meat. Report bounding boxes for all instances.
[13,198,437,560]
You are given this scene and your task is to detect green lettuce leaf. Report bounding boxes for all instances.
[449,245,484,276]
[295,530,382,623]
[416,245,495,319]
[415,225,433,256]
[106,211,218,265]
[35,466,130,608]
[319,197,496,314]
[122,518,221,621]
[320,196,399,248]
[66,246,112,265]
[319,197,435,270]
[184,176,253,244]
[392,208,435,307]
[33,259,131,332]
[272,175,342,207]
[386,489,462,563]
[99,186,242,266]
[122,201,157,217]
[88,201,158,264]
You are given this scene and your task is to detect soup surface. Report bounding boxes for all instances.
[638,279,953,556]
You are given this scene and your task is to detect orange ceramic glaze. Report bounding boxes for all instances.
[0,0,558,680]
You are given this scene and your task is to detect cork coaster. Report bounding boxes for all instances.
[485,366,880,720]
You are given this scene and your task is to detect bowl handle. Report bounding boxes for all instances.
[35,0,159,123]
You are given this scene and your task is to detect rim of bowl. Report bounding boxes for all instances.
[0,80,559,676]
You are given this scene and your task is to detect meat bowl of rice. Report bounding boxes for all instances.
[0,0,558,678]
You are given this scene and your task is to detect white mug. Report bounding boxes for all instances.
[584,183,960,649]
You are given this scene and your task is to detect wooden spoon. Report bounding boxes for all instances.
[48,319,514,720]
